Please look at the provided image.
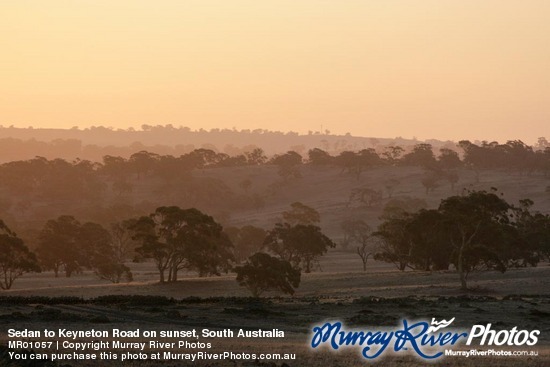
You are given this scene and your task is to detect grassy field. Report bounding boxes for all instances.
[3,251,550,299]
[1,291,549,366]
[1,255,549,366]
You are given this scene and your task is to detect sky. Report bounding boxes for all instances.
[1,0,549,143]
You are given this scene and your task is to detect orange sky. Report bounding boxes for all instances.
[1,1,549,143]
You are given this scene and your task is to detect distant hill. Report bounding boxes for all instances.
[0,125,456,162]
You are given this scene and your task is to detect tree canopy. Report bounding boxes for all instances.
[281,202,320,226]
[224,225,266,263]
[131,206,234,282]
[375,189,549,289]
[235,252,301,297]
[0,220,40,290]
[36,216,132,282]
[37,215,83,277]
[264,223,335,273]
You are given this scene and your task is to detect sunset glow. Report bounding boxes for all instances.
[1,1,549,142]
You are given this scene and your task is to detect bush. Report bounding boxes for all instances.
[235,253,300,297]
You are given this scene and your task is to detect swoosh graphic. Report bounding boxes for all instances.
[427,317,455,333]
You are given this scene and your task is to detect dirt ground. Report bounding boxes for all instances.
[0,294,548,366]
[4,252,550,299]
[1,256,549,367]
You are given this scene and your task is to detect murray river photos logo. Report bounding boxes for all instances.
[310,317,540,360]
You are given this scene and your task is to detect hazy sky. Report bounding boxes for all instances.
[1,1,549,143]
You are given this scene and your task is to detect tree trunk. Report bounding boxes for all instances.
[172,266,178,282]
[459,270,467,290]
[458,243,467,290]
[2,272,13,290]
[399,261,406,271]
[168,264,174,282]
[305,260,311,273]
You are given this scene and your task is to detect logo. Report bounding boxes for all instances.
[310,318,539,360]
[466,324,539,346]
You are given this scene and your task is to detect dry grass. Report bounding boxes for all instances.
[2,260,549,366]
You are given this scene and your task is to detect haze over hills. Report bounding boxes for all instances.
[0,126,548,247]
[0,125,460,162]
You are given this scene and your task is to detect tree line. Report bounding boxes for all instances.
[1,190,549,293]
[1,139,548,212]
[0,202,335,296]
[0,124,424,162]
[373,190,550,289]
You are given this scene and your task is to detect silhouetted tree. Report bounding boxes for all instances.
[457,140,540,178]
[343,219,373,271]
[0,220,40,290]
[78,222,112,263]
[36,216,131,281]
[348,187,383,208]
[0,158,45,197]
[402,143,436,168]
[445,170,460,192]
[282,202,320,226]
[506,199,548,266]
[101,155,129,179]
[131,206,234,282]
[458,140,485,181]
[235,253,300,297]
[94,262,133,283]
[225,225,267,263]
[129,151,159,179]
[421,171,441,194]
[188,148,222,168]
[245,148,267,165]
[37,215,82,277]
[339,219,355,249]
[438,190,513,289]
[375,209,449,271]
[438,148,462,169]
[271,151,302,181]
[78,221,133,283]
[375,189,546,286]
[112,179,133,198]
[358,148,383,167]
[381,197,427,219]
[374,212,414,271]
[110,219,139,262]
[335,151,363,179]
[406,209,450,271]
[264,223,335,273]
[522,211,550,260]
[308,148,333,165]
[382,145,404,165]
